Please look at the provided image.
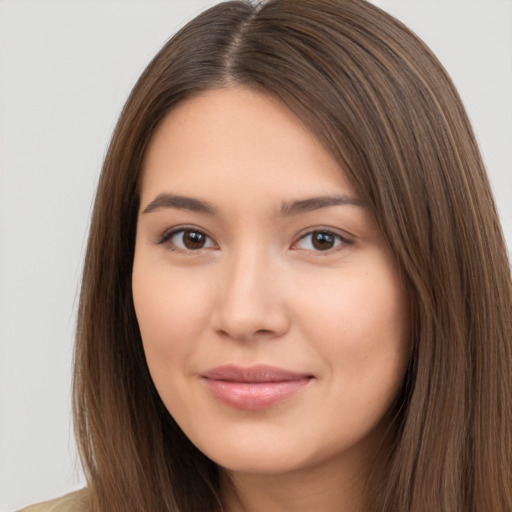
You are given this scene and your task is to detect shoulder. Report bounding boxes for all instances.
[19,489,88,512]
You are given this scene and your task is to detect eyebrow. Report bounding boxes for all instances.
[279,195,363,216]
[142,193,217,215]
[141,193,363,216]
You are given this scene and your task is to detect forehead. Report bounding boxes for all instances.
[139,87,355,207]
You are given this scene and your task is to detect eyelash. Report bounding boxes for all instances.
[157,227,351,254]
[157,227,217,251]
[292,230,350,253]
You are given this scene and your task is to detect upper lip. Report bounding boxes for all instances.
[201,364,313,383]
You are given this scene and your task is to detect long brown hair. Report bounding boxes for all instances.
[74,1,512,510]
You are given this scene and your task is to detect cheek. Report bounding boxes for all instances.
[132,262,213,364]
[293,265,410,394]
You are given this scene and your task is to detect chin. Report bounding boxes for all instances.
[214,452,311,476]
[190,432,306,475]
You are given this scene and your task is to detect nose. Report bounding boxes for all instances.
[210,249,290,342]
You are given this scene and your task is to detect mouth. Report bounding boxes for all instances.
[200,364,314,410]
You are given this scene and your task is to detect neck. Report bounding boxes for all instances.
[221,454,371,512]
[219,410,396,512]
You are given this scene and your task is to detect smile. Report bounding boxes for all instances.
[200,365,314,410]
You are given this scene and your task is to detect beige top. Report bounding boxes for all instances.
[19,489,88,512]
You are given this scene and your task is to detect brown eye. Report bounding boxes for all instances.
[312,231,336,250]
[183,231,207,249]
[164,229,215,251]
[294,230,346,252]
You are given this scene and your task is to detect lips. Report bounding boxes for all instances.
[201,365,314,410]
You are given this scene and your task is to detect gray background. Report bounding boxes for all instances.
[1,1,511,510]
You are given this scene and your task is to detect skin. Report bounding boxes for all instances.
[132,87,411,512]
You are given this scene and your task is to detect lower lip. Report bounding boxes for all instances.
[202,378,312,410]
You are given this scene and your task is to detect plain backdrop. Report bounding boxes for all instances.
[1,1,511,510]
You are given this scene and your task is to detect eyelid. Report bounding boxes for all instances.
[157,225,218,251]
[291,227,352,252]
[154,225,352,253]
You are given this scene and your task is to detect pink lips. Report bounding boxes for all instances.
[201,365,313,410]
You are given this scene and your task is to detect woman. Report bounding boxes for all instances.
[22,0,512,510]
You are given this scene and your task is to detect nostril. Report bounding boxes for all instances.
[255,329,273,336]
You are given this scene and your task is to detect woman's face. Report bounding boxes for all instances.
[132,87,410,478]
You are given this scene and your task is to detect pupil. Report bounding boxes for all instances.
[184,231,205,249]
[312,231,334,250]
